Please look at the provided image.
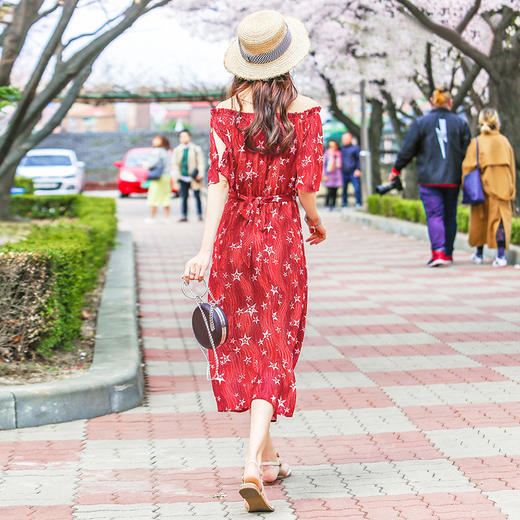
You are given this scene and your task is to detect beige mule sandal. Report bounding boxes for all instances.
[239,460,275,513]
[261,454,292,483]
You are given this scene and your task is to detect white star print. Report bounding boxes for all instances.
[239,334,251,346]
[231,270,243,281]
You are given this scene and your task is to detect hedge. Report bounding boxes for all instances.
[13,176,34,194]
[366,194,520,245]
[0,195,116,360]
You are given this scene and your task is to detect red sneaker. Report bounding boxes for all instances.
[427,250,450,267]
[444,254,453,264]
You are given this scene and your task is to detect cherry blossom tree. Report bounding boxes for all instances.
[391,0,520,202]
[0,0,174,219]
[179,1,472,193]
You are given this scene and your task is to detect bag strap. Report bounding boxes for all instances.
[475,137,479,170]
[181,279,223,381]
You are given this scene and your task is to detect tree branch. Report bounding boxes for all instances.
[4,64,92,174]
[26,66,92,148]
[395,0,499,81]
[317,69,360,139]
[452,62,481,110]
[35,1,62,22]
[0,0,44,85]
[425,43,435,95]
[0,0,78,158]
[381,90,404,144]
[456,0,481,34]
[62,12,122,49]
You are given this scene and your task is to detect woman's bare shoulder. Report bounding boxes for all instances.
[216,98,235,109]
[288,95,321,113]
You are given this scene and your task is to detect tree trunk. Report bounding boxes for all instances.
[493,68,520,210]
[403,164,419,199]
[368,98,383,192]
[0,165,16,220]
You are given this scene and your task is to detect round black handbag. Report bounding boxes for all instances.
[192,302,228,349]
[182,280,228,350]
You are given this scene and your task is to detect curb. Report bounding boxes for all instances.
[341,210,520,265]
[0,230,144,430]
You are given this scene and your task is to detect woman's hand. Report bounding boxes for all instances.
[304,215,327,245]
[183,251,211,282]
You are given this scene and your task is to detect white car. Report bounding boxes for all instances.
[16,148,85,195]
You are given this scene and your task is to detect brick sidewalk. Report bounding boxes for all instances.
[1,195,520,519]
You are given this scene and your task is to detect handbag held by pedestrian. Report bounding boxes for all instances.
[147,158,164,181]
[181,279,228,381]
[462,138,485,205]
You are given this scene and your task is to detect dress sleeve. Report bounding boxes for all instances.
[207,111,232,186]
[295,109,324,192]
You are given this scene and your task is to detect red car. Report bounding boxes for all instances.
[114,147,177,198]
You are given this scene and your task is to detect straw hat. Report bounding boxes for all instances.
[224,10,310,81]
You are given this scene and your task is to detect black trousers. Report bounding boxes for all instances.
[326,187,338,208]
[180,180,202,218]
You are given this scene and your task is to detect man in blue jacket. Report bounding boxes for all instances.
[391,87,471,267]
[340,132,362,208]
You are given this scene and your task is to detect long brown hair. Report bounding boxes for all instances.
[227,73,297,155]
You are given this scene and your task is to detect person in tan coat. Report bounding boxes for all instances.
[462,108,516,267]
[172,129,205,222]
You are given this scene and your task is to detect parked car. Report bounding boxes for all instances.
[115,147,176,198]
[16,148,85,195]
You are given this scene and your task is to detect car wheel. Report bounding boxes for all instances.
[120,192,130,198]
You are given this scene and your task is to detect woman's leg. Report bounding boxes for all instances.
[193,189,202,218]
[164,205,170,218]
[150,206,157,219]
[243,399,274,483]
[496,221,506,258]
[261,432,282,482]
[330,187,338,208]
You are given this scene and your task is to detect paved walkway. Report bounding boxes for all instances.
[1,194,520,519]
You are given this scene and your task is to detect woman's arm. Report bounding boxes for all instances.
[183,178,229,281]
[297,190,326,245]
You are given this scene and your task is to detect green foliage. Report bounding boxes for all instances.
[0,195,116,358]
[456,207,470,233]
[0,85,21,110]
[13,176,34,195]
[365,194,518,244]
[9,194,77,218]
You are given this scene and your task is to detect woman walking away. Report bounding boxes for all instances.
[462,108,516,267]
[146,135,172,223]
[390,87,471,266]
[323,139,342,210]
[182,9,326,513]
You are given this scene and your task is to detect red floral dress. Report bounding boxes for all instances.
[207,106,323,421]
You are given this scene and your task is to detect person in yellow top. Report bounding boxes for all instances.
[172,129,205,222]
[146,135,173,223]
[462,108,516,267]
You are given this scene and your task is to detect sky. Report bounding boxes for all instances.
[86,7,231,91]
[8,1,232,92]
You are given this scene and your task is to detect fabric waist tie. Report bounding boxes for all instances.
[228,193,296,270]
[228,192,295,230]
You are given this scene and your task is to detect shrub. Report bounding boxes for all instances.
[364,194,520,246]
[9,194,77,219]
[13,176,34,195]
[0,195,116,360]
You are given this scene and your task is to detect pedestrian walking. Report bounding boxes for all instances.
[182,9,326,513]
[323,139,343,210]
[145,135,172,223]
[390,87,471,266]
[340,132,362,207]
[462,108,516,267]
[172,129,205,222]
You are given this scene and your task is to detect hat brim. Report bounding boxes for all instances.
[224,15,310,81]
